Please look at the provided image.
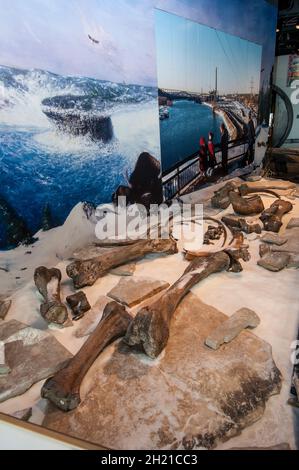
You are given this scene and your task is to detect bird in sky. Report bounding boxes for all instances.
[88,34,99,44]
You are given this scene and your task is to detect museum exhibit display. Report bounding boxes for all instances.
[0,0,298,453]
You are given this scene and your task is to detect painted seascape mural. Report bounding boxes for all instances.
[0,0,277,250]
[0,0,161,249]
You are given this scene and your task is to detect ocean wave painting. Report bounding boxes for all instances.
[0,65,160,247]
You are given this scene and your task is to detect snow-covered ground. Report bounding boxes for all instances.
[0,178,298,449]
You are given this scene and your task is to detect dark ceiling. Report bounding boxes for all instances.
[276,0,299,55]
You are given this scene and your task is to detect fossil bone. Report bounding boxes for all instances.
[67,238,178,289]
[124,251,237,359]
[229,192,264,216]
[41,301,132,411]
[66,292,91,321]
[34,267,68,325]
[222,214,262,235]
[211,182,238,209]
[238,183,281,200]
[260,200,293,233]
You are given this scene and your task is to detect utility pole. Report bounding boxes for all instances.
[250,76,254,97]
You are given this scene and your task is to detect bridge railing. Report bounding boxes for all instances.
[162,138,248,201]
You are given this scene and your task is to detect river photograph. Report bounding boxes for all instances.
[159,100,223,171]
[155,9,263,172]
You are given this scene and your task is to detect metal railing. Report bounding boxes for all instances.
[162,138,248,201]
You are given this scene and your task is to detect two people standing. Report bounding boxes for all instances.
[199,124,229,177]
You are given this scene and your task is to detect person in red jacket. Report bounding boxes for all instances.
[199,136,208,175]
[207,132,217,169]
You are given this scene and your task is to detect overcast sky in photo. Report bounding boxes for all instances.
[0,0,276,86]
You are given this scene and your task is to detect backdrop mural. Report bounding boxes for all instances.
[156,10,263,171]
[0,0,277,249]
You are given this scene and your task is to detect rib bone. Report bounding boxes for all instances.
[67,238,178,289]
[238,184,281,200]
[41,301,132,411]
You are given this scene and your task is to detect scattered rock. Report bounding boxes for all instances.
[34,267,68,325]
[286,218,299,229]
[287,254,299,269]
[205,308,260,350]
[259,243,271,258]
[66,292,91,321]
[261,233,288,245]
[0,340,10,376]
[0,299,12,320]
[107,277,170,307]
[258,252,290,272]
[12,407,32,422]
[110,263,136,277]
[0,320,72,403]
[43,294,281,450]
[75,296,110,338]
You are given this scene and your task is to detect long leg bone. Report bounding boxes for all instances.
[41,301,132,411]
[67,238,178,289]
[34,267,68,325]
[124,251,231,359]
[260,199,293,233]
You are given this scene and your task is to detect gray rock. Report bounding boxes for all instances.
[258,252,291,272]
[287,254,299,269]
[261,233,288,246]
[43,294,281,450]
[205,308,260,350]
[246,176,262,182]
[107,277,170,307]
[0,299,12,320]
[0,320,72,403]
[0,340,10,376]
[12,407,32,422]
[110,263,136,277]
[75,296,110,338]
[286,218,299,229]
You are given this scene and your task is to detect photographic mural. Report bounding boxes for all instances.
[0,0,277,249]
[155,10,263,172]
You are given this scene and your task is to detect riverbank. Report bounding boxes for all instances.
[202,102,238,140]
